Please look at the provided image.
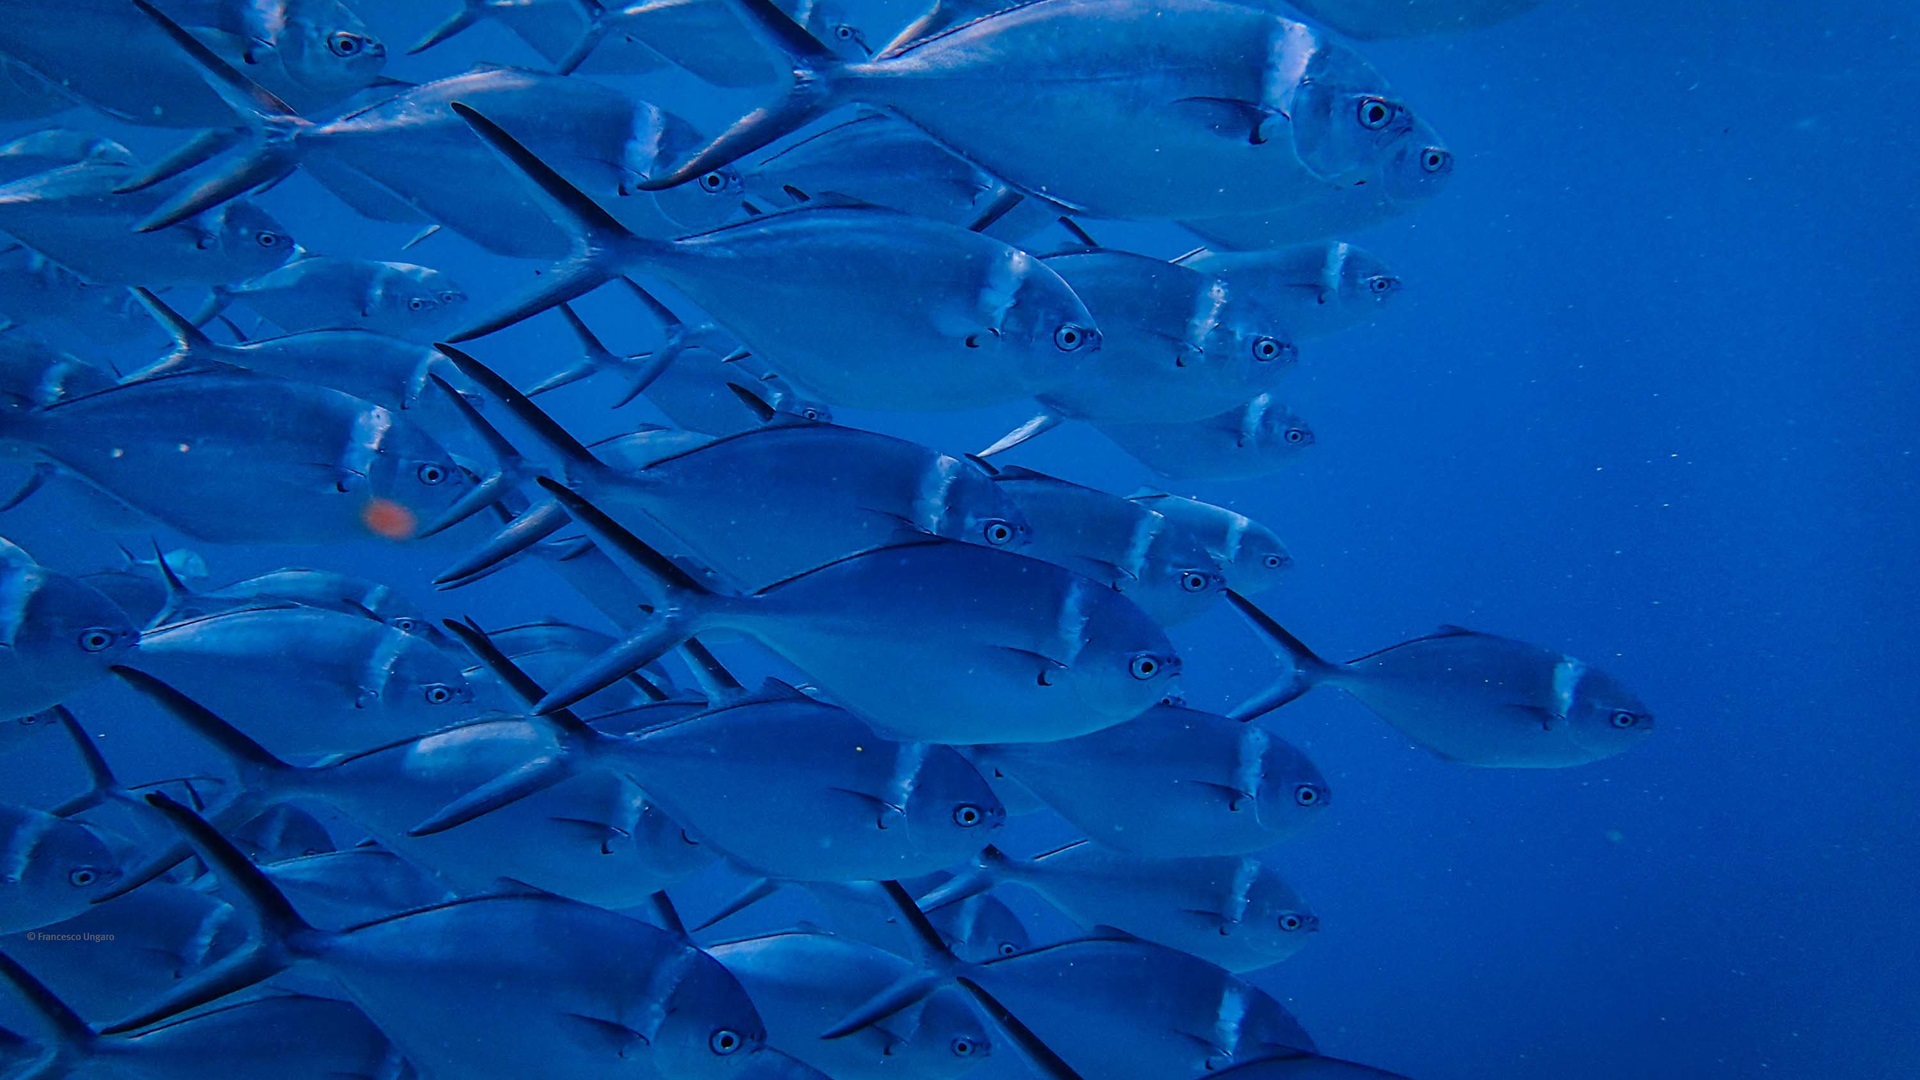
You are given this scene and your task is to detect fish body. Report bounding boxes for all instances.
[1096,394,1315,481]
[638,351,831,436]
[971,702,1330,855]
[1127,492,1292,597]
[992,465,1225,626]
[258,847,459,929]
[0,803,123,934]
[710,928,994,1079]
[0,247,164,354]
[0,539,136,720]
[0,332,113,411]
[1179,243,1400,341]
[0,371,472,543]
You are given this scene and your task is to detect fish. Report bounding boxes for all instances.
[980,249,1300,455]
[0,152,295,288]
[1228,592,1656,767]
[989,465,1227,627]
[707,927,996,1079]
[127,10,739,259]
[113,667,717,910]
[1094,394,1316,482]
[194,567,441,637]
[128,603,475,759]
[0,368,478,544]
[0,246,166,355]
[467,618,684,718]
[0,711,62,758]
[921,841,1320,973]
[527,481,1181,744]
[203,253,469,341]
[1177,243,1401,342]
[0,130,135,182]
[0,881,248,1023]
[738,112,1061,240]
[410,622,1006,884]
[1127,491,1293,597]
[255,847,460,930]
[640,0,1422,222]
[0,538,137,720]
[106,792,771,1080]
[0,0,385,130]
[0,954,413,1080]
[969,702,1331,856]
[0,330,114,411]
[1281,0,1548,39]
[552,0,877,82]
[438,347,1031,591]
[788,876,1035,964]
[1181,114,1455,248]
[0,803,124,934]
[449,106,1102,412]
[823,883,1319,1079]
[228,803,334,864]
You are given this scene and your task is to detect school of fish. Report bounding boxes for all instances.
[0,0,1647,1077]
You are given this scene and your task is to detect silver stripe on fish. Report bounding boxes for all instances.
[1551,655,1588,725]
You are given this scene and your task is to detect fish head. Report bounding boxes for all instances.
[1216,512,1293,596]
[1252,731,1331,838]
[273,4,389,99]
[1194,279,1299,382]
[201,200,299,281]
[232,804,335,862]
[0,710,62,755]
[905,745,1006,848]
[802,1,873,60]
[647,948,768,1077]
[935,892,1030,963]
[1559,659,1654,760]
[992,250,1102,381]
[373,263,468,331]
[916,986,995,1065]
[374,624,475,716]
[359,415,473,539]
[638,108,747,232]
[5,811,124,919]
[1287,38,1421,185]
[1241,868,1320,959]
[1065,585,1182,722]
[1327,243,1401,311]
[10,566,138,682]
[1251,399,1316,455]
[927,454,1032,551]
[1374,116,1455,209]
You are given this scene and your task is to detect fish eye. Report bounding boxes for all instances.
[18,715,37,725]
[77,627,117,652]
[255,231,281,248]
[1053,324,1088,352]
[1251,336,1291,363]
[1421,148,1452,173]
[708,1029,742,1056]
[328,31,366,57]
[440,291,464,304]
[68,868,98,887]
[1263,554,1285,569]
[835,24,856,39]
[1367,276,1398,294]
[1128,654,1160,681]
[801,407,822,420]
[953,804,984,828]
[998,941,1019,957]
[1609,710,1640,729]
[1293,783,1323,807]
[982,520,1016,547]
[698,171,729,194]
[1357,97,1396,131]
[1279,913,1305,932]
[1283,428,1309,445]
[392,617,420,633]
[951,1036,977,1057]
[407,297,431,312]
[423,684,455,705]
[1180,571,1211,593]
[417,463,447,485]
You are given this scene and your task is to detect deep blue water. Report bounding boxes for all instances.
[1,1,1915,1077]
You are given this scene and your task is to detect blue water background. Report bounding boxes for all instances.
[2,1,1914,1076]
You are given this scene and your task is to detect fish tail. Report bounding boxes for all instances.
[126,288,227,378]
[914,852,1003,912]
[127,1,307,232]
[634,0,847,192]
[0,951,96,1055]
[98,792,319,1036]
[1223,591,1335,721]
[435,501,570,588]
[408,0,488,54]
[690,877,783,932]
[447,103,652,341]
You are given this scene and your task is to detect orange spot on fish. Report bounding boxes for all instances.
[362,499,417,540]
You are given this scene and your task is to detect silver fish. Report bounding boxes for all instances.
[551,0,876,82]
[1177,243,1401,342]
[709,927,995,1080]
[0,246,164,355]
[970,702,1330,856]
[0,331,113,412]
[922,841,1320,973]
[0,130,134,181]
[108,793,769,1080]
[0,803,123,934]
[1126,491,1293,597]
[206,253,468,341]
[0,539,136,720]
[129,604,475,759]
[989,465,1226,627]
[1095,394,1316,482]
[530,482,1181,745]
[450,108,1101,412]
[256,847,459,930]
[157,0,390,109]
[1229,593,1656,767]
